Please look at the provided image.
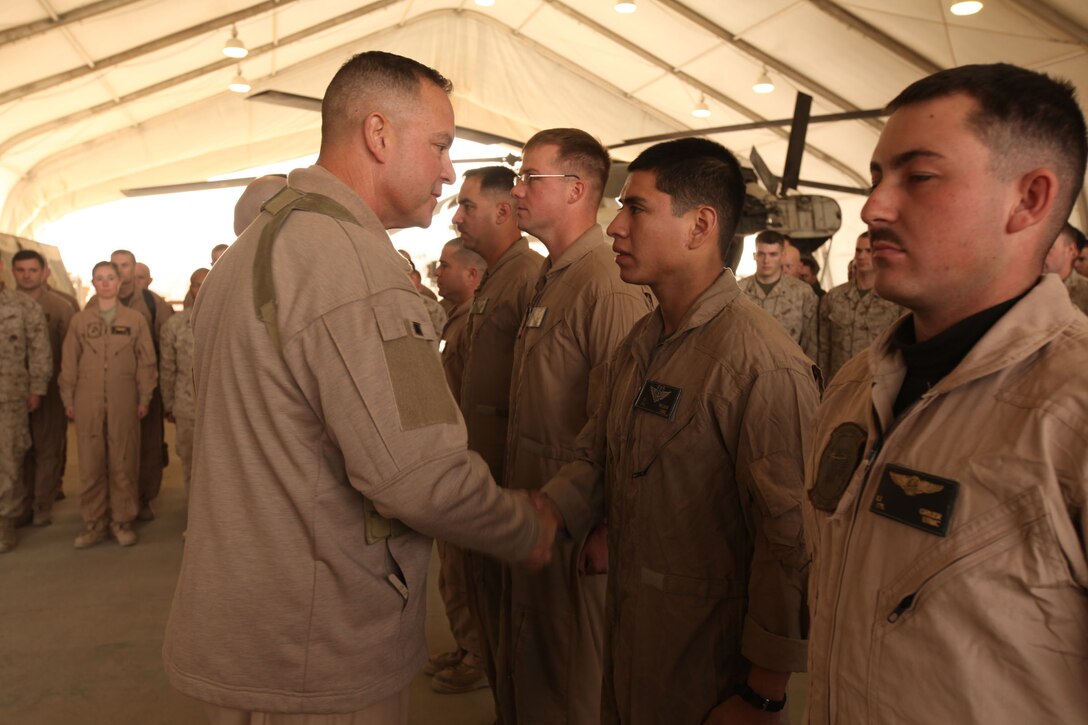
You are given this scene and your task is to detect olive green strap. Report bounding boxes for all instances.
[253,187,360,351]
[253,186,408,542]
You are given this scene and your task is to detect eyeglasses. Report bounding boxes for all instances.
[515,172,580,185]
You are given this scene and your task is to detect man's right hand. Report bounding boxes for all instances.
[522,492,560,570]
[65,406,75,419]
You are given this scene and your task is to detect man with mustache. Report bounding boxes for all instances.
[804,63,1088,724]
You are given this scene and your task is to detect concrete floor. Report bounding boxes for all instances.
[0,425,807,724]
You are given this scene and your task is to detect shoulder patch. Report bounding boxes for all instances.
[810,422,868,511]
[374,305,457,431]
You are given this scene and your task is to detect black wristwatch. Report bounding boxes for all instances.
[735,681,787,712]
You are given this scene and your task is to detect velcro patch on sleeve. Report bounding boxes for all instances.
[374,305,457,430]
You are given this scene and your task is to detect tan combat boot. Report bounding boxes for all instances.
[431,657,488,694]
[74,521,108,549]
[423,649,464,676]
[0,519,16,553]
[111,521,137,547]
[32,507,52,526]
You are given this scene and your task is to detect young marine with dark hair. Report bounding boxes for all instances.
[538,137,818,723]
[805,63,1088,724]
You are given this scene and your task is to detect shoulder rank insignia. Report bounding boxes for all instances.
[871,464,959,537]
[633,380,682,419]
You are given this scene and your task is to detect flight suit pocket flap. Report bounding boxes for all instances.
[640,567,745,599]
[374,304,435,342]
[373,306,456,431]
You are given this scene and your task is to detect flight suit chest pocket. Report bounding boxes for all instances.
[373,304,456,431]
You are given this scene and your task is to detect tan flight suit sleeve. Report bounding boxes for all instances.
[25,302,51,396]
[285,290,541,562]
[732,365,818,673]
[817,293,831,376]
[134,316,157,407]
[542,358,615,542]
[582,291,650,419]
[59,322,80,409]
[799,284,819,362]
[160,318,178,414]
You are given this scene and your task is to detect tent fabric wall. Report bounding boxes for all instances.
[1,0,1086,241]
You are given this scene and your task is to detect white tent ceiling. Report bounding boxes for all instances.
[2,0,1087,238]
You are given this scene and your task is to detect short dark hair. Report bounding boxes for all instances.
[211,243,229,254]
[800,256,820,275]
[1063,222,1087,251]
[523,128,610,204]
[12,249,45,268]
[92,261,119,276]
[322,51,452,142]
[628,138,746,263]
[755,230,787,248]
[463,165,516,195]
[887,63,1087,241]
[110,249,136,264]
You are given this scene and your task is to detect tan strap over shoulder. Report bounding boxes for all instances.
[253,187,360,351]
[252,186,408,542]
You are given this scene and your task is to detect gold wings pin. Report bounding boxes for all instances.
[890,471,944,496]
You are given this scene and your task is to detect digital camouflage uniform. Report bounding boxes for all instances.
[0,287,51,532]
[1064,271,1088,315]
[21,288,74,521]
[160,310,195,494]
[738,274,819,360]
[818,281,904,382]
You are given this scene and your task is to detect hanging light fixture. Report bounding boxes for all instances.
[949,1,983,15]
[753,68,775,94]
[229,66,251,94]
[614,1,637,14]
[691,94,711,119]
[223,25,248,59]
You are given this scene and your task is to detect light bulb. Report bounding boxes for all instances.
[950,2,983,16]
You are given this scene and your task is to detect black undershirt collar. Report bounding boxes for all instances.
[890,290,1029,417]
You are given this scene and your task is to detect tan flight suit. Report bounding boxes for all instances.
[458,238,543,708]
[502,226,653,725]
[738,273,818,361]
[805,275,1088,724]
[817,281,904,382]
[0,287,51,525]
[59,304,156,526]
[87,288,173,508]
[1063,270,1088,315]
[21,288,74,519]
[160,310,195,494]
[440,298,471,400]
[543,271,816,724]
[436,297,484,665]
[163,166,543,716]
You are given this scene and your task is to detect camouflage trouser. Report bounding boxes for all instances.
[174,414,194,496]
[22,384,67,516]
[0,399,31,520]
